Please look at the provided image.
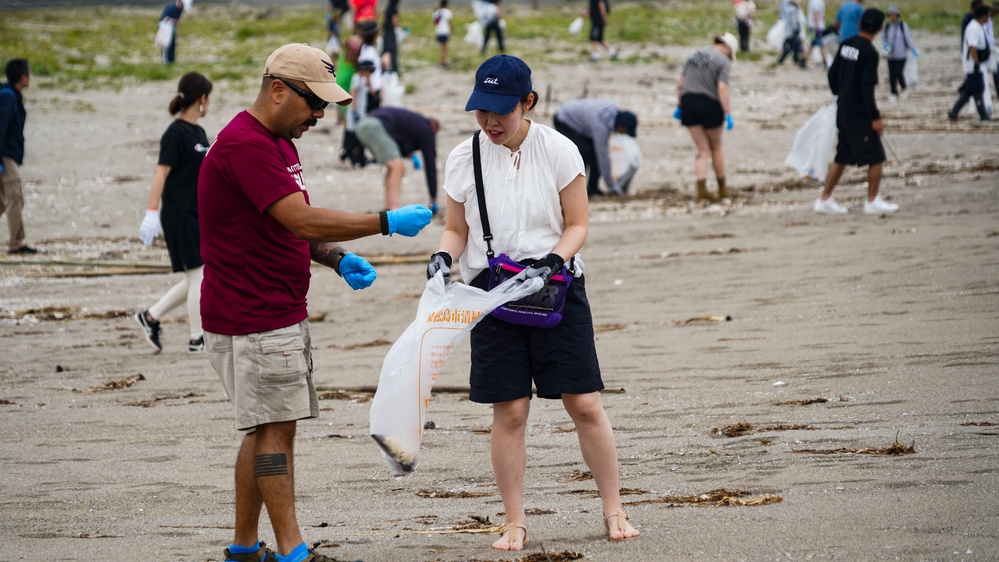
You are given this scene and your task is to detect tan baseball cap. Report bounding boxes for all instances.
[263,43,352,106]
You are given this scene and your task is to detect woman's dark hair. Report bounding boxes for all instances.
[168,72,213,115]
[521,90,539,112]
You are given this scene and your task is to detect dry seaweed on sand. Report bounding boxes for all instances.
[516,551,585,562]
[793,435,917,456]
[416,489,493,499]
[624,488,783,508]
[364,516,502,536]
[78,374,145,393]
[776,397,830,406]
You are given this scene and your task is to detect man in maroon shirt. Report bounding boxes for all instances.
[198,43,431,562]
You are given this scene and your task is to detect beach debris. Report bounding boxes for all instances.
[524,508,556,515]
[124,392,202,407]
[624,488,782,508]
[415,489,492,499]
[776,397,829,406]
[559,469,593,482]
[329,338,391,350]
[308,312,327,323]
[78,374,145,393]
[0,399,15,405]
[367,515,502,536]
[3,306,132,321]
[372,434,417,475]
[713,421,836,437]
[560,487,647,498]
[517,551,585,562]
[676,315,732,325]
[594,323,628,332]
[318,388,374,402]
[793,435,916,456]
[960,422,997,426]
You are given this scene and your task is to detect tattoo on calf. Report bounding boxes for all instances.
[254,453,289,477]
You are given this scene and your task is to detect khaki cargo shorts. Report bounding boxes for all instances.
[355,116,402,162]
[205,320,318,431]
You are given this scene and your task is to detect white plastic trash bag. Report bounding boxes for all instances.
[381,71,405,107]
[568,16,584,36]
[464,21,483,46]
[609,133,641,191]
[903,55,918,90]
[785,102,837,183]
[767,20,786,51]
[369,271,544,477]
[154,20,174,49]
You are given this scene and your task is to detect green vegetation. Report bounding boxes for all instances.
[0,1,964,91]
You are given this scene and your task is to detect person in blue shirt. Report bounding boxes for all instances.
[0,58,36,255]
[159,0,191,65]
[836,0,865,41]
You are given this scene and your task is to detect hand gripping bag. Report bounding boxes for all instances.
[784,102,837,183]
[369,271,544,477]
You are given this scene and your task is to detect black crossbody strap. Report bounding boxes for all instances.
[471,130,495,259]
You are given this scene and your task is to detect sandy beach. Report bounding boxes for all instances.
[1,22,999,562]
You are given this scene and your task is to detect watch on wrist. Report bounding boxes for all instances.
[379,210,390,236]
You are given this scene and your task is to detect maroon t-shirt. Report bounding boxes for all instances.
[198,111,312,335]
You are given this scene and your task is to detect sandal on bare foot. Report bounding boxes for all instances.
[492,523,528,551]
[604,509,640,541]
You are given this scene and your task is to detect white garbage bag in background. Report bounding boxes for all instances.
[785,102,837,183]
[369,272,544,477]
[903,54,918,90]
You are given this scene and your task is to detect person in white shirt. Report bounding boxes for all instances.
[427,54,640,552]
[949,5,994,121]
[804,0,828,66]
[433,0,453,68]
[734,0,757,53]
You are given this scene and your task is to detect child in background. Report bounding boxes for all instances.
[433,0,454,68]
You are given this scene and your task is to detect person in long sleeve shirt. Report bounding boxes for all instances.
[553,98,637,197]
[355,106,440,211]
[815,8,899,215]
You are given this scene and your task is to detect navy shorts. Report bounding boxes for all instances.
[680,93,725,129]
[436,33,449,45]
[834,116,886,167]
[467,269,603,403]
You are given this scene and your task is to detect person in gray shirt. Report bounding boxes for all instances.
[553,98,637,197]
[674,33,737,202]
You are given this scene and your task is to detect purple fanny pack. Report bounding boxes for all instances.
[487,253,572,329]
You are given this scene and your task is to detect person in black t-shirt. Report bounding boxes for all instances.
[815,8,900,215]
[134,72,213,354]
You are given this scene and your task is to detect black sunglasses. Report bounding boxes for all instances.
[269,75,329,111]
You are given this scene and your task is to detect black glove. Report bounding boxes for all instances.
[426,251,453,284]
[523,253,564,285]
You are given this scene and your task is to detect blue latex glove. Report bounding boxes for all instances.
[911,48,920,58]
[672,107,682,121]
[726,114,734,130]
[0,164,4,174]
[386,204,432,237]
[339,253,377,290]
[412,153,422,170]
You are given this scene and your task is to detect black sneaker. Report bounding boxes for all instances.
[223,541,276,562]
[134,310,162,353]
[8,245,37,255]
[188,335,205,353]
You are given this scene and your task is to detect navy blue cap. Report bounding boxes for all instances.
[614,111,638,137]
[465,55,533,114]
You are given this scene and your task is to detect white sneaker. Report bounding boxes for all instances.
[814,197,848,214]
[864,195,899,214]
[889,94,898,103]
[900,89,909,101]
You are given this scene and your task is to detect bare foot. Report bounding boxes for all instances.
[604,510,640,541]
[491,523,527,551]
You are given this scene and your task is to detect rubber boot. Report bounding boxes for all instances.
[717,177,729,199]
[696,179,712,202]
[976,98,994,121]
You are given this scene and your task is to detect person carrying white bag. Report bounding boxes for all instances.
[424,54,640,551]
